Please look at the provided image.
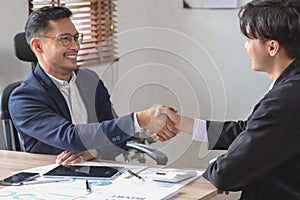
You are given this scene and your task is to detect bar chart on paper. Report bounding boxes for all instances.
[0,177,179,200]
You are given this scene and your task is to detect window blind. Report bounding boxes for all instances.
[28,0,118,66]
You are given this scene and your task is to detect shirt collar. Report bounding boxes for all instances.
[267,80,275,92]
[46,72,77,87]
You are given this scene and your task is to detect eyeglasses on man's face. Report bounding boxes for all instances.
[38,33,84,47]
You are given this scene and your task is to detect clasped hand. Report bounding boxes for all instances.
[56,105,182,165]
[137,105,182,141]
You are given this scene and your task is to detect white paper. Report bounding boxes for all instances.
[2,163,195,200]
[0,175,180,200]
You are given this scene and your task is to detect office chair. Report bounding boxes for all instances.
[0,32,168,165]
[0,81,23,151]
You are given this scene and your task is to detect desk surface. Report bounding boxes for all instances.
[0,150,218,200]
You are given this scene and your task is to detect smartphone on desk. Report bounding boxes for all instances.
[0,172,40,186]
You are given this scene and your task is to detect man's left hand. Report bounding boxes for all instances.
[55,149,98,165]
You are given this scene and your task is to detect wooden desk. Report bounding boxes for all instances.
[0,150,218,200]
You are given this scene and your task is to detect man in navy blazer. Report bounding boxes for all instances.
[156,0,300,199]
[9,6,177,165]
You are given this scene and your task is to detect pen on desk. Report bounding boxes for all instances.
[127,169,145,181]
[85,179,92,193]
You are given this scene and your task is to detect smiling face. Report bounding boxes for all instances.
[31,18,80,81]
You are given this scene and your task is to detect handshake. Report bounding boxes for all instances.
[136,105,193,141]
[56,105,191,165]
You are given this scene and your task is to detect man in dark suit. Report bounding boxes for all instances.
[156,0,300,199]
[9,6,177,165]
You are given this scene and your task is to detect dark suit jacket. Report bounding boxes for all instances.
[203,58,300,199]
[9,64,136,159]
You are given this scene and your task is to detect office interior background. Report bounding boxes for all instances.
[0,1,269,199]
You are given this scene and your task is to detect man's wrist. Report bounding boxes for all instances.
[133,112,144,133]
[135,110,150,128]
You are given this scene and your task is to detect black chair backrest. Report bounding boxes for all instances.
[13,32,37,67]
[0,32,36,151]
[0,81,22,151]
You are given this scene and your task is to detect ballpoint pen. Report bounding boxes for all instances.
[127,169,145,181]
[86,179,92,193]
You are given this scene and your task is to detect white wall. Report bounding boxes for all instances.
[0,0,270,169]
[0,0,31,88]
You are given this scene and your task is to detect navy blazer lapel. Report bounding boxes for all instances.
[33,64,72,120]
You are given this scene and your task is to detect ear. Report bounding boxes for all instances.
[30,38,43,54]
[268,40,280,57]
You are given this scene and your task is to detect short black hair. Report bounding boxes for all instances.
[239,0,300,58]
[25,6,72,43]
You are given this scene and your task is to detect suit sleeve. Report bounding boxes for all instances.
[206,120,247,150]
[9,84,135,153]
[203,87,300,191]
[92,74,132,159]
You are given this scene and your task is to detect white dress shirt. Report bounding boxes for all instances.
[47,72,88,125]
